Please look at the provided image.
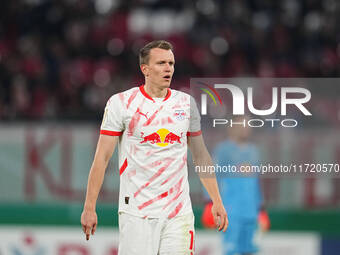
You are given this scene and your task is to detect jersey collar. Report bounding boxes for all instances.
[139,85,171,103]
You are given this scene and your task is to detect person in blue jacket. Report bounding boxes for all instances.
[202,116,270,255]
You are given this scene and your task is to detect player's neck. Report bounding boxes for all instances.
[144,83,168,98]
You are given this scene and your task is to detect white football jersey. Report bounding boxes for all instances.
[100,85,201,219]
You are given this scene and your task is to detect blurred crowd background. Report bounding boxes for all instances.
[0,0,339,121]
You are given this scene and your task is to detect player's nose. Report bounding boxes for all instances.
[164,63,172,72]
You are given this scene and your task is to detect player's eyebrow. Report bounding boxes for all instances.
[157,60,175,65]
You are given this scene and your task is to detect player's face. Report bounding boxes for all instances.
[143,48,175,89]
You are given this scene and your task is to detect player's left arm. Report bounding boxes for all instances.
[188,134,228,232]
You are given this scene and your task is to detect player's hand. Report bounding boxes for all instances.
[81,210,98,241]
[211,201,228,232]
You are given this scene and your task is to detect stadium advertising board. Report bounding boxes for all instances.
[0,227,320,255]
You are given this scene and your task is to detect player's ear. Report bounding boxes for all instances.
[140,64,149,77]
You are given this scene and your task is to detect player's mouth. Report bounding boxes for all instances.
[163,75,171,81]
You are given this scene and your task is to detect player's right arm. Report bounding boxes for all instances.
[81,134,119,240]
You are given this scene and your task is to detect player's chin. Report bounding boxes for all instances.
[161,79,172,88]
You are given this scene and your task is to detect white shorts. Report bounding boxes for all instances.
[118,212,195,255]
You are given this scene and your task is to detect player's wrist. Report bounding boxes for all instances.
[211,197,223,205]
[83,204,96,212]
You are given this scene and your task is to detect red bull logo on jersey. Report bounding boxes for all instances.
[174,110,186,121]
[140,128,182,147]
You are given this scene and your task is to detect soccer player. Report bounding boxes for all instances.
[203,116,269,255]
[81,40,228,254]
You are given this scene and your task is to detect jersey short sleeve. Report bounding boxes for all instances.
[188,96,201,136]
[100,94,125,136]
